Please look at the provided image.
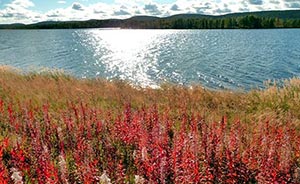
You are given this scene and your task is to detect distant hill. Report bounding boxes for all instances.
[221,10,300,19]
[0,23,25,29]
[1,10,300,29]
[127,16,160,21]
[164,14,215,20]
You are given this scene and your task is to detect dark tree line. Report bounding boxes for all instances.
[121,15,300,29]
[1,14,300,29]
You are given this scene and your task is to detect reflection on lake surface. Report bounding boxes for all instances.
[77,30,164,88]
[0,29,300,90]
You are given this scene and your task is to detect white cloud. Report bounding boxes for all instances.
[170,4,180,11]
[0,0,41,24]
[6,0,35,8]
[72,2,85,11]
[0,0,299,24]
[144,3,162,15]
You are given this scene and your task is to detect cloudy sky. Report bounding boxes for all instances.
[0,0,299,24]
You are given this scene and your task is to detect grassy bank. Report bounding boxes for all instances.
[1,67,300,183]
[1,66,300,122]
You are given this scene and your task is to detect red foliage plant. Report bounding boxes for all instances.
[0,99,299,183]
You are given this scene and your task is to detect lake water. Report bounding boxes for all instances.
[0,29,300,90]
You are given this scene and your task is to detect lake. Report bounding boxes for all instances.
[0,29,300,90]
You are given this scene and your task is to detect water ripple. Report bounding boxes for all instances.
[1,29,300,90]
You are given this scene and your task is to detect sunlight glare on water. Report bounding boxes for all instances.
[1,29,300,90]
[77,29,169,88]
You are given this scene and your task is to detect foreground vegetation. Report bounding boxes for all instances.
[1,67,300,183]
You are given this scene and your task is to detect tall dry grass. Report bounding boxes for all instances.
[1,66,300,123]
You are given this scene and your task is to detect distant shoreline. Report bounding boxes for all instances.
[1,10,300,29]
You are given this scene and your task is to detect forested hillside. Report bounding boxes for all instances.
[0,10,300,29]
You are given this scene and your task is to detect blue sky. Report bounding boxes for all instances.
[0,0,299,24]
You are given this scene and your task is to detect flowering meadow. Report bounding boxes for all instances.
[0,100,300,183]
[1,68,300,183]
